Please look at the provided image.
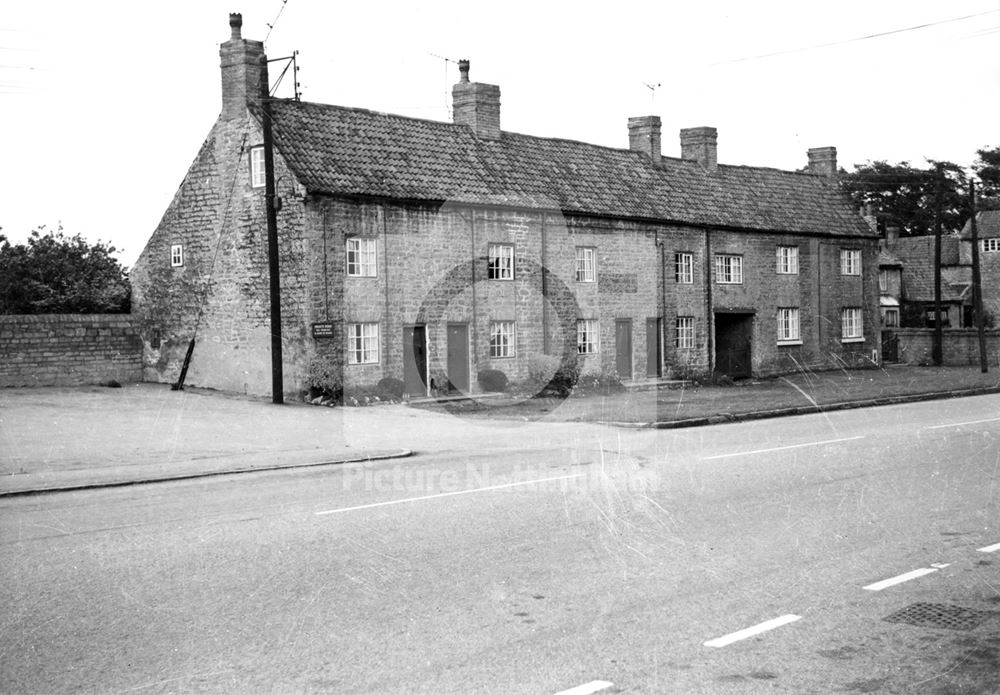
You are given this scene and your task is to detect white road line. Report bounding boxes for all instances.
[930,563,951,569]
[703,614,802,648]
[978,542,1000,553]
[551,681,615,695]
[863,567,938,591]
[315,473,587,516]
[925,417,1000,430]
[701,436,864,461]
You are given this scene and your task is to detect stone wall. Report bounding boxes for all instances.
[0,314,141,387]
[889,328,1000,367]
[131,112,311,397]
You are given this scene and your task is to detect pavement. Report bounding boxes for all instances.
[2,364,999,496]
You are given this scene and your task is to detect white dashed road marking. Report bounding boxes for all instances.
[925,417,1000,430]
[551,681,615,695]
[978,542,1000,553]
[701,436,864,461]
[704,614,802,648]
[863,567,939,591]
[315,473,587,515]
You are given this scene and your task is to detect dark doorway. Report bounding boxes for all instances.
[881,332,899,363]
[714,312,753,378]
[403,325,427,396]
[446,323,470,393]
[615,319,633,380]
[645,317,662,377]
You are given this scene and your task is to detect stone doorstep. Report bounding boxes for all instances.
[623,377,691,391]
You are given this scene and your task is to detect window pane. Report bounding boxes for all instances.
[577,319,598,354]
[675,316,694,348]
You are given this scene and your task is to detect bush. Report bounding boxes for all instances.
[376,377,405,400]
[543,358,580,397]
[575,365,625,394]
[477,369,508,393]
[526,353,561,388]
[305,354,342,401]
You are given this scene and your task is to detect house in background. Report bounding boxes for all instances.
[131,14,879,398]
[889,233,972,328]
[959,209,1000,324]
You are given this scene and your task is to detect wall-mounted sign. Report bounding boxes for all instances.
[312,322,336,339]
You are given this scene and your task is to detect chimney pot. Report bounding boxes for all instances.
[680,126,718,172]
[458,59,470,83]
[627,116,661,165]
[807,146,837,178]
[229,13,243,40]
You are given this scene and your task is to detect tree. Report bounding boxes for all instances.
[839,160,969,236]
[972,145,1000,209]
[0,226,131,314]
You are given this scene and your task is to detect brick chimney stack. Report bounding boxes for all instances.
[452,60,501,140]
[680,127,718,172]
[807,147,838,178]
[220,13,266,120]
[628,116,662,165]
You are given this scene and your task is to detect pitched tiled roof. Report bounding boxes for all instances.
[959,210,1000,239]
[265,100,874,238]
[894,235,969,302]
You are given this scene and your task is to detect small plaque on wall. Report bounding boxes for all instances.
[312,322,336,339]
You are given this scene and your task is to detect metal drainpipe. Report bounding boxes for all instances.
[382,204,390,373]
[470,208,478,389]
[705,229,713,374]
[655,230,666,376]
[541,212,549,354]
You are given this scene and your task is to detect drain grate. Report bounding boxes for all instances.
[883,603,998,631]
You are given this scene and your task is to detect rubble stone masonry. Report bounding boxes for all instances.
[0,314,141,387]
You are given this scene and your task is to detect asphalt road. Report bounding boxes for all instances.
[1,396,998,694]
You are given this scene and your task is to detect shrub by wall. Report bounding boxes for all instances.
[0,314,142,387]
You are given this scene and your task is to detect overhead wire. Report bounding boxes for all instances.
[264,0,290,44]
[188,128,251,347]
[712,8,1000,65]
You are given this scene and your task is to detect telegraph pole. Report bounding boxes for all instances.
[932,163,943,366]
[969,181,988,373]
[260,55,284,404]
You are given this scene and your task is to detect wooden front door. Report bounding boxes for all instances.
[446,323,470,393]
[714,313,753,378]
[645,317,662,377]
[403,325,427,396]
[615,319,633,380]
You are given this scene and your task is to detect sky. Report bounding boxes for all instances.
[2,1,998,267]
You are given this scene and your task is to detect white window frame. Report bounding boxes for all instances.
[675,316,694,349]
[575,247,596,283]
[488,244,514,280]
[346,237,377,277]
[841,307,864,342]
[675,252,693,284]
[489,321,516,358]
[777,246,799,275]
[170,244,184,268]
[982,238,1000,253]
[715,254,743,284]
[777,307,801,345]
[347,322,380,365]
[840,249,861,276]
[576,319,599,354]
[250,146,266,189]
[883,308,899,328]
